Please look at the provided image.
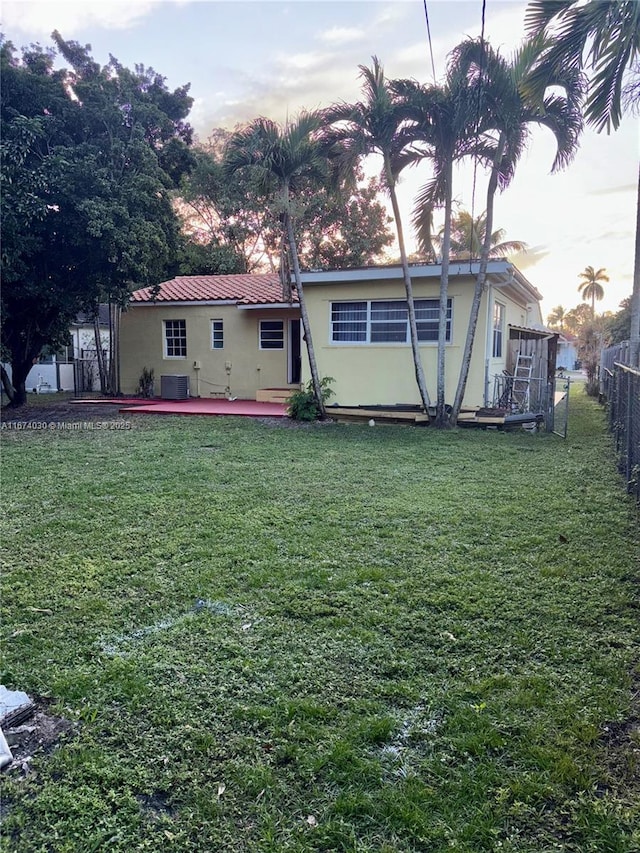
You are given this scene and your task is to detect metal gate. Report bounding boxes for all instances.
[552,376,571,438]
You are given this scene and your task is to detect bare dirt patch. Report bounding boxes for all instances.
[3,698,74,775]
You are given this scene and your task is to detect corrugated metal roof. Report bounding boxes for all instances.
[131,274,296,305]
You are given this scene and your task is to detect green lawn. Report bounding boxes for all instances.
[1,391,638,852]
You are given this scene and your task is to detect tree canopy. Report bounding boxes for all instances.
[176,136,393,275]
[0,34,194,404]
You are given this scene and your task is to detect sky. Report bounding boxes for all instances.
[3,0,638,319]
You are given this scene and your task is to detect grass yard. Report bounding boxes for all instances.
[1,390,638,852]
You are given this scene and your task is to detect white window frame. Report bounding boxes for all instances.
[492,301,505,358]
[163,319,187,358]
[211,319,224,350]
[259,319,284,350]
[330,299,452,345]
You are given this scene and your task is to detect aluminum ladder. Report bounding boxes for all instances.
[511,352,534,411]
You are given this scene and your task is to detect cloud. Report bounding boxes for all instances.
[0,0,167,38]
[508,246,550,271]
[318,26,364,46]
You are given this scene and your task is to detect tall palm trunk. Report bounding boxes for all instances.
[451,135,506,422]
[385,158,431,413]
[436,159,453,428]
[283,189,326,418]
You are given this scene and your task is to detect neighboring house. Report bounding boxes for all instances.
[556,332,580,371]
[71,306,111,392]
[1,307,110,394]
[120,274,301,400]
[119,261,552,411]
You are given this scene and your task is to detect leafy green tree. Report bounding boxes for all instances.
[178,146,393,274]
[224,113,331,417]
[177,236,247,276]
[1,35,193,404]
[178,142,279,273]
[322,57,433,414]
[447,35,583,424]
[578,265,609,316]
[564,302,593,335]
[525,0,640,365]
[295,172,394,270]
[605,296,631,344]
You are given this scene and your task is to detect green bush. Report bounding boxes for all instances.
[287,376,334,421]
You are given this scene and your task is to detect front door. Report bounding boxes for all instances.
[288,319,301,384]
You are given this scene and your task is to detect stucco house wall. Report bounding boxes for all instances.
[120,301,300,399]
[300,263,542,409]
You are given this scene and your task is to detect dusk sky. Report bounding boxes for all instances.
[3,0,638,318]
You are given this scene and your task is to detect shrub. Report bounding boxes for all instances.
[287,377,334,421]
[138,367,155,398]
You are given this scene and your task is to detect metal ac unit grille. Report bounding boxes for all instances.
[160,374,189,400]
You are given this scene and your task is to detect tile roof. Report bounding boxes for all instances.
[131,274,297,305]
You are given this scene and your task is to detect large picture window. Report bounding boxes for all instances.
[164,319,187,358]
[330,299,452,344]
[259,320,284,350]
[492,302,505,358]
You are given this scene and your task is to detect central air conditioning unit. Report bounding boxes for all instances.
[160,374,190,400]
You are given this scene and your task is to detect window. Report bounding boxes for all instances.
[330,299,452,344]
[211,319,223,350]
[259,320,284,350]
[331,302,367,341]
[164,319,187,358]
[416,299,451,342]
[492,302,505,358]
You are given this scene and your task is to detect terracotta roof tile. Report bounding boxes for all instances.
[131,274,297,305]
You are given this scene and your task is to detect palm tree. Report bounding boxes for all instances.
[433,209,528,260]
[224,113,329,417]
[525,1,640,365]
[394,69,489,426]
[447,36,583,424]
[547,304,567,331]
[321,58,432,414]
[578,265,609,317]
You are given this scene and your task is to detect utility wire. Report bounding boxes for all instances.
[469,0,487,271]
[423,0,437,83]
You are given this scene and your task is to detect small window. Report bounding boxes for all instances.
[260,320,284,350]
[164,319,187,358]
[492,302,505,358]
[211,319,223,350]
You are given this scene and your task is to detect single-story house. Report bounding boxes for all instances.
[119,261,552,409]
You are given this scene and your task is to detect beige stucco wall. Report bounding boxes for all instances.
[120,303,300,399]
[301,274,533,409]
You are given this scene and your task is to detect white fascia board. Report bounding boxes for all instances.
[128,299,238,308]
[237,302,299,310]
[299,260,511,285]
[492,267,543,303]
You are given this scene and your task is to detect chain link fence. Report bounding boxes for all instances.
[601,347,640,503]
